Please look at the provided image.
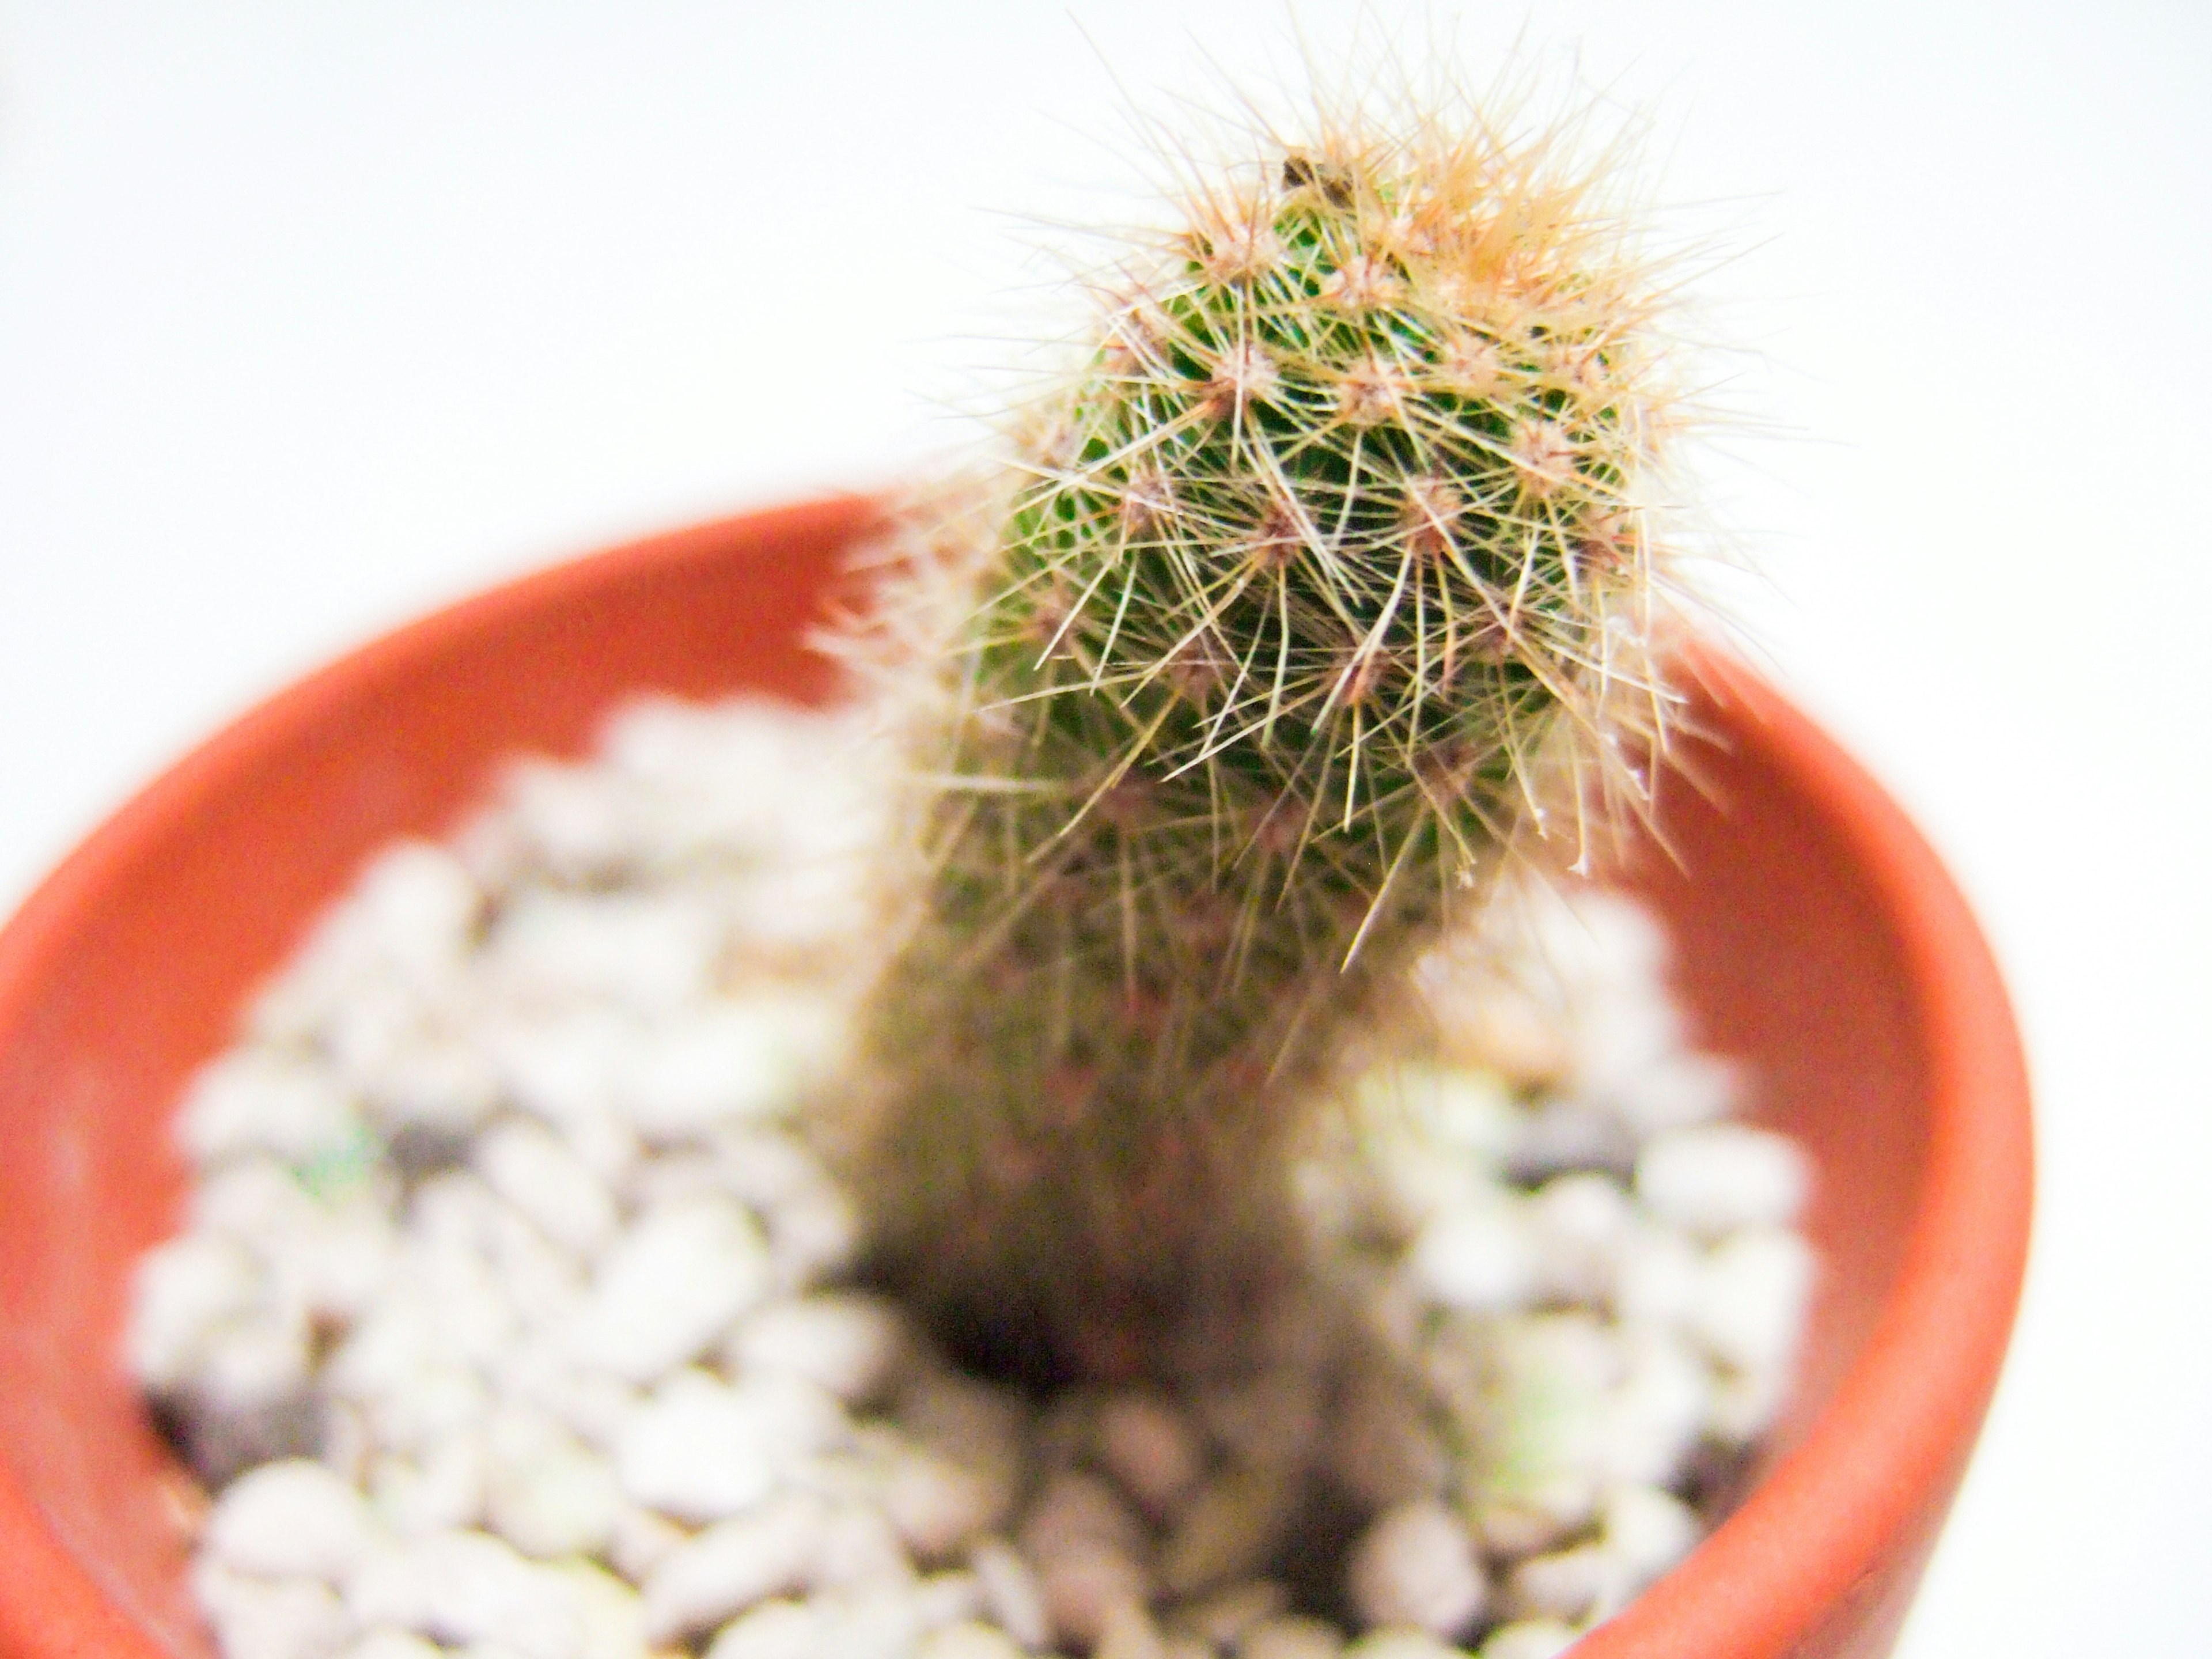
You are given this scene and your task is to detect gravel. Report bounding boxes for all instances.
[127,694,1815,1659]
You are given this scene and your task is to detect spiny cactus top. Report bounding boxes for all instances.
[842,104,1683,1385]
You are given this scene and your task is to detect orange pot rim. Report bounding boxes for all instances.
[0,499,2032,1659]
[1578,644,2033,1657]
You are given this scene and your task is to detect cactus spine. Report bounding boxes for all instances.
[842,91,1680,1384]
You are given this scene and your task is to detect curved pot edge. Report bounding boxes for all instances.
[0,504,2033,1659]
[1581,646,2033,1659]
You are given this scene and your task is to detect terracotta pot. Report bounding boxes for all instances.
[0,497,2030,1659]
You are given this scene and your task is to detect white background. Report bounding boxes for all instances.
[2,3,2207,1653]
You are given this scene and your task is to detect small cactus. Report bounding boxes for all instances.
[836,81,1685,1384]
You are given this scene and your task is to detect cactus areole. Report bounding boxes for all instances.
[845,108,1685,1385]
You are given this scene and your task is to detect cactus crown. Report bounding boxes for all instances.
[1005,103,1675,889]
[838,82,1685,1385]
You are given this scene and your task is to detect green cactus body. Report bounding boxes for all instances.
[846,114,1677,1385]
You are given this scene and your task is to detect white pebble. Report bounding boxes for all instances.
[477,1235,586,1347]
[1599,1330,1710,1491]
[1021,1471,1150,1565]
[746,1368,854,1457]
[193,1157,326,1240]
[1341,1631,1462,1659]
[484,1408,623,1559]
[324,1300,437,1416]
[916,1620,1029,1659]
[556,1105,647,1192]
[1611,1051,1740,1137]
[877,1445,1010,1563]
[608,1503,688,1583]
[1709,1362,1791,1446]
[484,1012,632,1139]
[558,1560,647,1659]
[762,1180,863,1291]
[699,1128,829,1211]
[1502,1542,1618,1623]
[570,1196,770,1381]
[1463,1316,1617,1555]
[1691,1228,1815,1374]
[1095,1392,1205,1520]
[813,1586,928,1659]
[500,759,643,882]
[968,1537,1051,1651]
[619,1147,734,1213]
[386,1247,517,1381]
[1525,1173,1635,1305]
[600,695,755,779]
[368,1437,488,1537]
[728,1292,909,1403]
[1574,993,1684,1105]
[1474,1618,1580,1659]
[483,891,722,1016]
[345,1529,580,1659]
[321,988,434,1103]
[1365,1143,1502,1239]
[1037,1539,1153,1650]
[192,1310,315,1422]
[1345,1501,1487,1639]
[813,1501,915,1591]
[248,844,476,1043]
[207,1460,374,1584]
[1534,887,1669,996]
[473,1120,618,1258]
[615,1370,777,1524]
[1611,1222,1703,1330]
[1600,1484,1702,1590]
[179,1051,363,1170]
[1425,964,1570,1087]
[342,1631,444,1659]
[901,1371,1032,1495]
[641,1491,830,1643]
[348,844,483,982]
[491,1343,637,1449]
[195,1564,355,1659]
[359,1035,503,1144]
[320,1395,374,1487]
[1637,1124,1809,1237]
[269,849,477,1032]
[705,1598,820,1659]
[1393,1065,1522,1164]
[913,1570,986,1630]
[601,700,874,869]
[292,1202,400,1326]
[407,1166,507,1249]
[127,1232,265,1392]
[1406,1201,1537,1315]
[616,998,841,1141]
[1505,1096,1637,1183]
